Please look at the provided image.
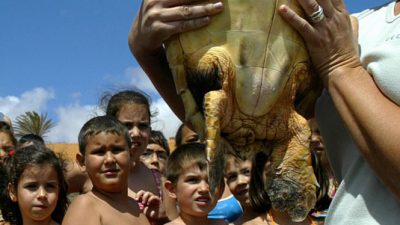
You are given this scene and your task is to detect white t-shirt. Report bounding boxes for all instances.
[315,1,400,224]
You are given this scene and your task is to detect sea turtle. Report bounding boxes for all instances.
[165,0,320,221]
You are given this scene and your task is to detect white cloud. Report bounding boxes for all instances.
[0,87,55,120]
[125,67,158,94]
[0,69,183,144]
[48,104,102,143]
[151,98,181,139]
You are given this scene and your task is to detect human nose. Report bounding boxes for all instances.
[237,174,249,185]
[104,151,115,164]
[37,186,47,199]
[129,126,141,137]
[198,180,210,193]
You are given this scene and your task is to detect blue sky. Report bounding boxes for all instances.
[0,0,390,143]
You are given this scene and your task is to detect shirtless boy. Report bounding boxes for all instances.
[62,116,152,225]
[164,143,228,225]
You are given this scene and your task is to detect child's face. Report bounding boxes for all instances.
[180,126,200,145]
[140,143,168,173]
[117,103,150,161]
[173,165,218,217]
[81,132,131,192]
[0,131,14,159]
[225,157,252,207]
[10,165,59,223]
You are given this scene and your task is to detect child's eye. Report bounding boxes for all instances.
[139,123,149,130]
[157,152,168,160]
[46,182,59,190]
[91,149,105,155]
[142,150,153,157]
[24,183,38,190]
[123,122,134,130]
[112,147,125,154]
[226,174,238,183]
[243,169,251,176]
[185,176,200,184]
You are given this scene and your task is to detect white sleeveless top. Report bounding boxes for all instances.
[316,1,400,225]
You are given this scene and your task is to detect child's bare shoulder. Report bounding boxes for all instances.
[62,193,101,225]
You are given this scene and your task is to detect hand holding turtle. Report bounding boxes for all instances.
[129,0,224,57]
[278,0,361,88]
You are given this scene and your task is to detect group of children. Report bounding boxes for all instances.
[0,89,334,225]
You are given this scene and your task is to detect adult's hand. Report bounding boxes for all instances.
[278,0,361,88]
[129,0,224,57]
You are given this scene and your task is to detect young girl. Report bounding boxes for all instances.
[101,89,170,224]
[0,145,69,225]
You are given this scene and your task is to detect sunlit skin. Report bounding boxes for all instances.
[79,132,131,193]
[117,103,151,163]
[140,143,168,173]
[9,165,59,225]
[224,157,252,208]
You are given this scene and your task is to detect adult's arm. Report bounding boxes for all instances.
[128,0,224,122]
[279,0,400,199]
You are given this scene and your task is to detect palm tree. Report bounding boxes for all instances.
[14,111,55,139]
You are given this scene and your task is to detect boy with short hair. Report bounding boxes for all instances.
[164,142,228,225]
[62,116,152,225]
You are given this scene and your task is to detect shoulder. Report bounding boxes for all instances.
[62,193,101,225]
[69,192,98,207]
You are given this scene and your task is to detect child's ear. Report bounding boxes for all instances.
[76,153,86,172]
[8,183,17,202]
[164,180,177,199]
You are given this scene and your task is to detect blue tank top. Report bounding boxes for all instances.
[208,195,243,222]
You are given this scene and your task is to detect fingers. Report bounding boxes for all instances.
[278,5,315,38]
[144,0,223,22]
[135,0,223,48]
[296,0,321,17]
[135,190,160,206]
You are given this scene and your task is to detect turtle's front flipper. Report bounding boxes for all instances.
[165,38,206,138]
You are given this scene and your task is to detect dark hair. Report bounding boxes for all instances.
[174,124,185,147]
[100,89,153,119]
[0,145,69,225]
[311,149,332,211]
[165,142,208,184]
[149,130,170,155]
[249,151,272,213]
[78,115,132,154]
[18,133,45,146]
